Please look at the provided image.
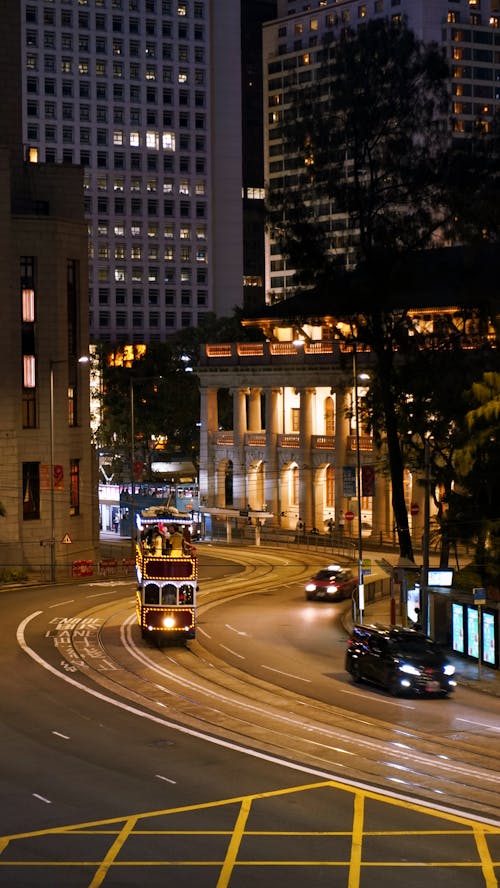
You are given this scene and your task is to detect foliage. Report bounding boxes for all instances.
[453,372,500,589]
[267,18,500,559]
[95,311,259,479]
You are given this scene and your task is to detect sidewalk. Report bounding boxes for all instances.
[350,590,500,698]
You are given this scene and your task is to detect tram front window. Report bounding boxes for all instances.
[145,583,160,604]
[162,584,177,605]
[179,583,194,604]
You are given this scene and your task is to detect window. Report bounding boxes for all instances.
[23,463,40,520]
[70,460,80,515]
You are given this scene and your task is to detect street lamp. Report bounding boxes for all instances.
[49,355,89,583]
[353,344,370,623]
[129,375,164,553]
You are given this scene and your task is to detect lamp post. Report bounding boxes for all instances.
[353,345,370,624]
[49,356,89,583]
[353,345,364,622]
[129,375,164,553]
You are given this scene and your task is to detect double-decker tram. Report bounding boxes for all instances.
[135,506,198,643]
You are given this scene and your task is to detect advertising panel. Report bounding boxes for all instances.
[467,606,479,659]
[482,611,496,666]
[452,602,464,654]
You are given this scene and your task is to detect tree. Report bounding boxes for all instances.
[96,311,263,479]
[268,18,500,560]
[454,372,500,590]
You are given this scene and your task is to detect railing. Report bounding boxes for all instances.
[347,434,373,452]
[278,433,300,448]
[311,435,335,450]
[247,433,266,446]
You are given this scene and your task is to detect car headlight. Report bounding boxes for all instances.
[399,663,420,676]
[327,585,339,593]
[305,583,316,592]
[443,664,456,676]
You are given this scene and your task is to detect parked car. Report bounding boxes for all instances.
[305,565,357,601]
[345,623,457,697]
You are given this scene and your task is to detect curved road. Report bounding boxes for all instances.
[1,543,499,887]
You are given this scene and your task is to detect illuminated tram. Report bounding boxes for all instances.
[135,506,198,642]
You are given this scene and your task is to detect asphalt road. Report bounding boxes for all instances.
[0,545,498,887]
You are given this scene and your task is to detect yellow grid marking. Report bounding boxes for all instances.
[0,780,498,887]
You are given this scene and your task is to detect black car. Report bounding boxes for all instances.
[305,565,357,601]
[345,623,457,697]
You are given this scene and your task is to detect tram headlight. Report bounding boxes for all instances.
[163,615,175,629]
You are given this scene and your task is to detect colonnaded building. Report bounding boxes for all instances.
[197,258,498,546]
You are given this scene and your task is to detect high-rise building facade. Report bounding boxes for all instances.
[20,0,243,343]
[1,0,99,576]
[264,0,500,302]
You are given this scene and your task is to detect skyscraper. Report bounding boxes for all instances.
[21,0,243,343]
[263,0,500,302]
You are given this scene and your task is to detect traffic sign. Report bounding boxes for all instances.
[410,503,420,516]
[61,533,72,544]
[473,587,486,603]
[345,510,355,521]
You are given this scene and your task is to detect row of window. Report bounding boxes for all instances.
[28,125,205,148]
[26,2,205,27]
[26,67,206,91]
[98,266,208,282]
[93,221,206,238]
[94,310,204,329]
[31,148,204,174]
[94,244,207,260]
[96,288,207,304]
[27,34,205,62]
[85,198,207,217]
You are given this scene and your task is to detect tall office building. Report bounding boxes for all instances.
[264,0,500,302]
[20,0,243,343]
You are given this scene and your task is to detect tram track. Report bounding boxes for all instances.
[30,545,500,824]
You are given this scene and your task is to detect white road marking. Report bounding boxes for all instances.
[219,644,245,659]
[196,626,211,639]
[33,794,51,804]
[49,600,75,608]
[261,665,311,683]
[339,688,416,709]
[156,774,177,784]
[457,717,500,733]
[225,624,249,637]
[52,731,70,740]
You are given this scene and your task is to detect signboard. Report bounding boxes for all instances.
[410,502,420,516]
[466,606,479,659]
[452,602,465,654]
[344,510,355,521]
[342,466,356,498]
[40,464,64,492]
[482,611,496,666]
[473,587,487,603]
[361,465,375,497]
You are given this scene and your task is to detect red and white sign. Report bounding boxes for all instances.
[345,510,355,521]
[410,503,420,516]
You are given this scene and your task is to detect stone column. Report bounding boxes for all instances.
[232,387,248,509]
[298,387,314,531]
[199,386,218,507]
[335,385,350,523]
[248,387,262,432]
[264,387,281,523]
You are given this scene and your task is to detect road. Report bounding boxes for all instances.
[0,544,498,887]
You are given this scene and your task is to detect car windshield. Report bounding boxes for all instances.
[314,570,341,581]
[389,635,441,656]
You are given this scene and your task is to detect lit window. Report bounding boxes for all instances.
[162,132,176,150]
[23,355,36,388]
[22,289,35,322]
[130,131,140,146]
[146,130,159,149]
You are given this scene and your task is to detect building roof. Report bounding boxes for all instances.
[243,246,500,326]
